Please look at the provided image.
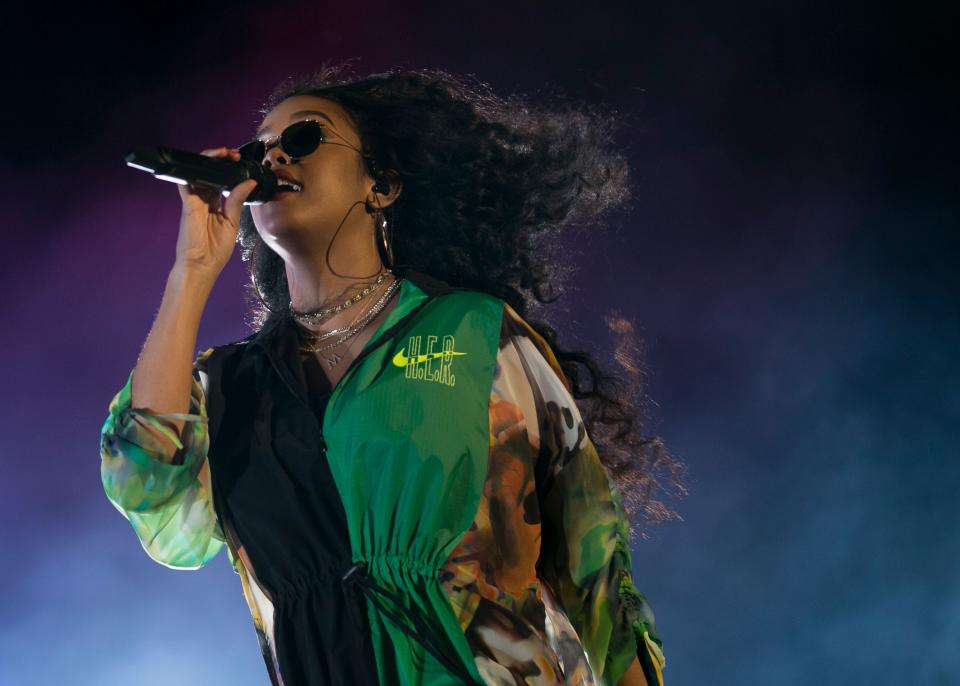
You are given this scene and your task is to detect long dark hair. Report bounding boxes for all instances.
[237,61,686,539]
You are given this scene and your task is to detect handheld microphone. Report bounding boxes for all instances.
[124,145,279,205]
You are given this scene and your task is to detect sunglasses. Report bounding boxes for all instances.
[238,119,327,163]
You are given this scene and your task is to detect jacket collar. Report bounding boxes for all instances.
[244,267,453,406]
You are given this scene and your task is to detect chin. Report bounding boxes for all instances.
[256,219,324,258]
[253,206,304,238]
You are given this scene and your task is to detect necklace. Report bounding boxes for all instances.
[297,277,403,368]
[288,269,392,326]
[297,278,402,365]
[296,274,395,343]
[296,288,384,344]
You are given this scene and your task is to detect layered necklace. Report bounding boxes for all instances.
[291,270,403,368]
[288,270,392,327]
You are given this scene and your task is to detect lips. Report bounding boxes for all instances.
[272,169,303,194]
[273,169,300,185]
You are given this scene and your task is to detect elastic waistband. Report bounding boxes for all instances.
[340,561,484,685]
[273,560,349,602]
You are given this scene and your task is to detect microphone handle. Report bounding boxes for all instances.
[124,145,279,205]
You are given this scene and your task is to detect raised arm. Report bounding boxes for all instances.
[100,145,258,569]
[99,265,224,569]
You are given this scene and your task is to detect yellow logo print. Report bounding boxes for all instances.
[392,334,466,387]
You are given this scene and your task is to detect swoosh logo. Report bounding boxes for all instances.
[392,348,468,367]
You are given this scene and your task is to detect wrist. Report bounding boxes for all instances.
[169,261,219,292]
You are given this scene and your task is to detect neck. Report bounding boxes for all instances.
[284,247,391,329]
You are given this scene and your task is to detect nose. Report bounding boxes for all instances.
[263,143,289,168]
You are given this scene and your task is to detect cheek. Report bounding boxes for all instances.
[302,158,364,197]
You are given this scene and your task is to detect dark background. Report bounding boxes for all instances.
[2,2,956,684]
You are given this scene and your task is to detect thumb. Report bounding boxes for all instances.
[223,179,258,224]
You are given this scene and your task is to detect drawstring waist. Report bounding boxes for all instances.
[340,561,484,685]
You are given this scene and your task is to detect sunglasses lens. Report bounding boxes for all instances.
[238,140,264,162]
[282,120,323,157]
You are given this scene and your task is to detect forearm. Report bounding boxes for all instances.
[616,656,649,686]
[130,263,214,447]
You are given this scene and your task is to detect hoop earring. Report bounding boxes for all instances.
[250,240,285,314]
[375,208,395,269]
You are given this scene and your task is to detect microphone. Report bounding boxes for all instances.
[124,145,279,205]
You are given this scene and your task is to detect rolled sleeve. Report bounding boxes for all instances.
[99,348,225,569]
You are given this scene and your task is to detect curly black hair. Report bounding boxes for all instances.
[237,60,686,539]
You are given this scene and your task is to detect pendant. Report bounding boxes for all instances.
[324,351,344,368]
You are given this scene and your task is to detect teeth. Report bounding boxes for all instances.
[277,180,302,192]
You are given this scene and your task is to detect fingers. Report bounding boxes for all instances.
[179,148,245,205]
[223,179,259,223]
[207,148,258,222]
[200,147,242,162]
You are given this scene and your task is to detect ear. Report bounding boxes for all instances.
[370,170,403,209]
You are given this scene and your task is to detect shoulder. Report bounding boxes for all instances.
[425,289,567,389]
[421,290,505,358]
[400,268,505,317]
[496,303,572,395]
[193,333,256,371]
[438,287,506,312]
[413,286,508,330]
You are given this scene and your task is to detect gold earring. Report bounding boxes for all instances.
[376,209,394,269]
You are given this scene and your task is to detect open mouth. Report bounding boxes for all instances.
[272,181,303,201]
[275,179,303,194]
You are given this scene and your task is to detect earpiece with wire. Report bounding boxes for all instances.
[363,157,394,269]
[367,157,390,198]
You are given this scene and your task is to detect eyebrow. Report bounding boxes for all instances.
[255,110,336,139]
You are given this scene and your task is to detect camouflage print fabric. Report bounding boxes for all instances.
[100,299,665,686]
[439,304,664,686]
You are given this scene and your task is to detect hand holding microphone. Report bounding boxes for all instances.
[126,120,336,280]
[125,143,281,280]
[173,147,259,281]
[125,143,280,204]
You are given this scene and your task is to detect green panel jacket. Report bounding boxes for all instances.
[100,267,666,686]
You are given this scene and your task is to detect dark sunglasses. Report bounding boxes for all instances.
[238,119,326,163]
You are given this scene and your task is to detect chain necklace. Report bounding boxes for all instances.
[297,277,401,361]
[296,273,396,343]
[295,288,383,344]
[288,269,393,326]
[296,277,403,366]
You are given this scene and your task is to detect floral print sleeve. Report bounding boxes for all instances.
[501,304,666,686]
[99,347,225,570]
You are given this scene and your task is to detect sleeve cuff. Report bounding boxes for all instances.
[104,368,208,465]
[621,576,665,686]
